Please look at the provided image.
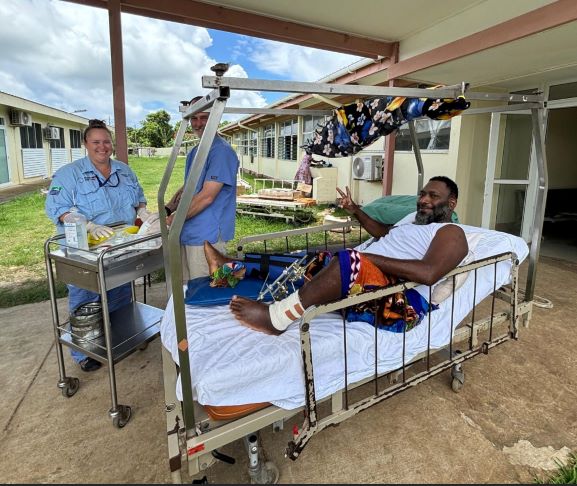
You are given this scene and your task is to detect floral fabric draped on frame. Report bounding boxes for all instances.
[303,95,470,158]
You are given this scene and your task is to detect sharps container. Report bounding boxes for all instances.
[70,302,104,343]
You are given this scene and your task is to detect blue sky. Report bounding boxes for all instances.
[0,0,364,127]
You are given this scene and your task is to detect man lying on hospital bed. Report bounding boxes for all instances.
[203,175,473,335]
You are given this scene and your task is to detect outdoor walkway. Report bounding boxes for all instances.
[0,256,576,483]
[0,180,49,204]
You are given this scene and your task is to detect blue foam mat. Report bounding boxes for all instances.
[184,276,274,306]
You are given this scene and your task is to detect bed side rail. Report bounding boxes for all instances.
[287,251,530,459]
[236,221,371,258]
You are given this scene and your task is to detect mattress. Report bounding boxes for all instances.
[160,225,529,410]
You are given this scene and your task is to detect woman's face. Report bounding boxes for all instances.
[85,128,113,166]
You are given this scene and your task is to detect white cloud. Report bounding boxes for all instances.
[244,38,365,82]
[0,0,268,126]
[0,0,364,128]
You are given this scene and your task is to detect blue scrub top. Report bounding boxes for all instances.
[180,136,239,246]
[45,156,146,229]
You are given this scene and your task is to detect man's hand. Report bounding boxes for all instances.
[336,186,360,215]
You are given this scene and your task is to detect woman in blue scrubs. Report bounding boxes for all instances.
[46,119,151,371]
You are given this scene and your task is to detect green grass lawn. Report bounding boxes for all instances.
[0,155,352,307]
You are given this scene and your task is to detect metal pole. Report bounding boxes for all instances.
[525,108,548,301]
[408,120,424,192]
[165,94,229,439]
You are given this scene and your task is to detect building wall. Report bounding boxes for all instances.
[0,94,88,186]
[229,116,466,208]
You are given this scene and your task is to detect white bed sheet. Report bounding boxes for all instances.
[160,225,529,410]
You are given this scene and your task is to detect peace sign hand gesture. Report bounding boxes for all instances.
[336,186,360,215]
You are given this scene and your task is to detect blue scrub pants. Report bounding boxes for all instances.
[67,283,132,363]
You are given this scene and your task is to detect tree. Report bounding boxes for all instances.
[139,110,175,148]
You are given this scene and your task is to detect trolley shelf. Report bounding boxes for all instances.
[58,301,163,364]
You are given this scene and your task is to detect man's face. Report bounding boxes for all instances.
[414,180,456,225]
[190,112,210,137]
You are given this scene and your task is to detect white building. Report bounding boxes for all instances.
[0,92,90,188]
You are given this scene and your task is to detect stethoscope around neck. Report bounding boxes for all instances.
[95,170,120,188]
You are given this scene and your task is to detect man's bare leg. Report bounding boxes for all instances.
[204,240,233,274]
[230,257,343,334]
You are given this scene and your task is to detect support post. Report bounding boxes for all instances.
[108,0,128,163]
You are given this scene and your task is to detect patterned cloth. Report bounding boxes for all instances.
[210,261,247,288]
[336,249,436,333]
[294,152,313,184]
[302,95,470,158]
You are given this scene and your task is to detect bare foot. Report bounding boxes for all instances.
[204,240,233,274]
[229,295,283,336]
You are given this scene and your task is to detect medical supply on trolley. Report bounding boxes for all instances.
[63,207,89,255]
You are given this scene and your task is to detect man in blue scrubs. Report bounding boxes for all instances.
[46,119,149,371]
[166,97,240,281]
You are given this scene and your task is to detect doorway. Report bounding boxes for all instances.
[0,125,10,185]
[540,105,577,262]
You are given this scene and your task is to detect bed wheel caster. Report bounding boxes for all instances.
[110,404,132,428]
[451,364,465,393]
[138,341,149,351]
[192,476,208,484]
[249,461,279,485]
[59,377,80,397]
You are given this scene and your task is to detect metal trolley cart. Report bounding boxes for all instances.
[44,227,164,428]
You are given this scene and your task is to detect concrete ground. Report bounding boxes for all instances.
[1,256,576,484]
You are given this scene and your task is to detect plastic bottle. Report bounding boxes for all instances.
[63,207,89,255]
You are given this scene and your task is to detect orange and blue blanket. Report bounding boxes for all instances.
[337,249,436,333]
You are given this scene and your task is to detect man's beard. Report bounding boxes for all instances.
[414,202,452,225]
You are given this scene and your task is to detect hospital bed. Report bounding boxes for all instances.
[156,69,546,483]
[159,220,531,482]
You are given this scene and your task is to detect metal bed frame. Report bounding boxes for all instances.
[156,66,547,483]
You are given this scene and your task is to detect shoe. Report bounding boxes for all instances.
[79,357,102,372]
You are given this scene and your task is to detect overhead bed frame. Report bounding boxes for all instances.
[157,67,547,483]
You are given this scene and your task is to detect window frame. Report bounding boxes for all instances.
[394,119,452,152]
[20,123,43,149]
[70,129,82,149]
[277,119,298,161]
[302,114,329,145]
[260,124,275,158]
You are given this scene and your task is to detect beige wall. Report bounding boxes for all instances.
[390,119,461,199]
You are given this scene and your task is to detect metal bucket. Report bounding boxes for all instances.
[70,302,104,343]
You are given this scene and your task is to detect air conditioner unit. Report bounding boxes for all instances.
[9,110,32,126]
[352,155,383,181]
[43,126,60,140]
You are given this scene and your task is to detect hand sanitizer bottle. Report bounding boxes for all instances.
[63,207,89,255]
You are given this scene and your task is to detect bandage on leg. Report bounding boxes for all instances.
[268,291,305,331]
